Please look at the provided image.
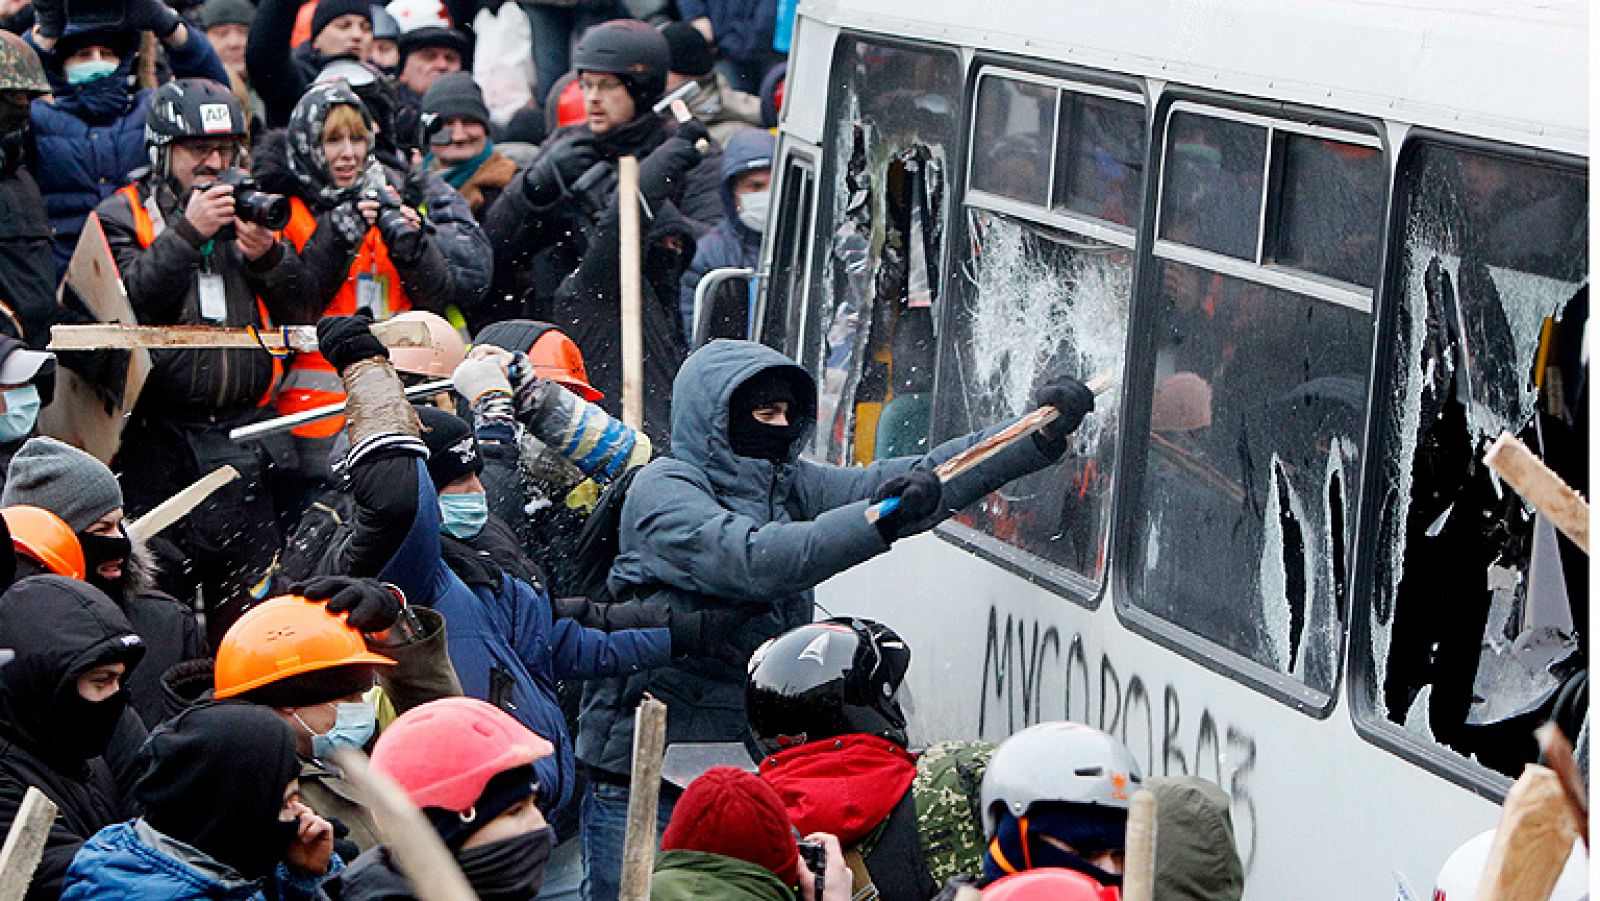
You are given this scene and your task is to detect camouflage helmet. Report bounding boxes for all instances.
[0,32,50,95]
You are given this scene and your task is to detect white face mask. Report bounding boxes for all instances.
[737,189,770,233]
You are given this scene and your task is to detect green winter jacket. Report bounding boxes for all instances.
[651,850,795,901]
[1149,776,1245,900]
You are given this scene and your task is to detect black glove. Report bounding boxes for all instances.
[637,123,706,211]
[523,135,602,206]
[869,469,943,543]
[31,0,64,40]
[316,313,388,372]
[667,606,758,658]
[1032,376,1095,456]
[291,576,403,633]
[124,0,181,36]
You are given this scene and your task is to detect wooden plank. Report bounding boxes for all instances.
[1121,789,1157,901]
[124,465,239,544]
[618,155,644,432]
[332,748,477,901]
[618,696,668,901]
[1484,431,1589,553]
[47,318,432,353]
[1476,763,1579,901]
[0,787,59,901]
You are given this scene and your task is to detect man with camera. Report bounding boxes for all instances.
[96,78,319,641]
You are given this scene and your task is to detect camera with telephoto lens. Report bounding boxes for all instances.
[796,840,825,898]
[360,184,424,262]
[216,170,290,230]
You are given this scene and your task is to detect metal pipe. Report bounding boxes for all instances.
[229,379,454,442]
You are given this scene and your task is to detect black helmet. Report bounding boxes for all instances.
[571,19,669,108]
[746,617,911,759]
[145,78,247,149]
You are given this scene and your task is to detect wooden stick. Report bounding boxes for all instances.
[1484,431,1589,553]
[618,155,644,432]
[125,465,239,544]
[618,696,668,901]
[47,319,431,353]
[1476,763,1579,901]
[332,748,477,901]
[951,887,983,901]
[0,787,59,901]
[1535,723,1588,848]
[1121,789,1157,901]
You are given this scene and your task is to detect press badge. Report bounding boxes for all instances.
[197,272,228,323]
[356,273,389,319]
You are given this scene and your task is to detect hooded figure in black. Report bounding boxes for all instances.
[0,575,145,901]
[61,700,342,898]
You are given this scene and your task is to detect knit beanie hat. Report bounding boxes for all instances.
[417,406,481,490]
[236,662,379,709]
[661,766,801,887]
[421,71,489,127]
[200,0,255,29]
[425,762,539,850]
[660,21,713,78]
[312,0,373,41]
[1,437,122,532]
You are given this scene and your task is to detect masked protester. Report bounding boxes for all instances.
[1,437,207,729]
[0,338,53,476]
[251,84,488,493]
[678,127,771,343]
[23,0,231,273]
[576,340,1097,899]
[212,585,460,855]
[0,575,145,901]
[98,79,317,640]
[62,701,342,899]
[0,34,60,348]
[327,697,557,900]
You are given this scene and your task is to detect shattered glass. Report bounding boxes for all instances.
[1361,142,1587,777]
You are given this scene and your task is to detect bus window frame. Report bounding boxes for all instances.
[1110,86,1392,720]
[1346,127,1588,801]
[759,140,819,354]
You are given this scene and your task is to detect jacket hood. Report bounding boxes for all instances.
[0,575,144,756]
[1149,776,1245,900]
[42,28,139,123]
[651,849,796,901]
[717,128,773,236]
[669,340,816,496]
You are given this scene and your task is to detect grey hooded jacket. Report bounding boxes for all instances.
[576,340,1061,776]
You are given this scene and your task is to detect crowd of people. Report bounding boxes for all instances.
[0,0,1405,897]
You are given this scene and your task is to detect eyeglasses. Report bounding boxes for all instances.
[578,76,626,94]
[175,140,242,163]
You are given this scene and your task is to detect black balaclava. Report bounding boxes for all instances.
[457,826,555,901]
[77,527,131,601]
[728,368,804,463]
[136,701,303,880]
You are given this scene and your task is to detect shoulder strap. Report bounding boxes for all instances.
[844,849,880,901]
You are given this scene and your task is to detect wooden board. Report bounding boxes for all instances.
[36,213,150,464]
[0,787,59,901]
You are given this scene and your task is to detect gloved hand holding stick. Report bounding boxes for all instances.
[866,372,1113,525]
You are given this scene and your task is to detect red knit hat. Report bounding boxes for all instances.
[660,766,801,886]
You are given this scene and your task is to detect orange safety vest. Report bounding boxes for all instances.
[275,196,414,438]
[116,184,281,409]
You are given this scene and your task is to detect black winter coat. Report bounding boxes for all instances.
[0,165,60,348]
[0,577,145,901]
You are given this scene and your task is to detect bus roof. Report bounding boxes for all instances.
[800,0,1587,156]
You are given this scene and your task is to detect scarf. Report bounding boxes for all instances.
[286,82,381,207]
[429,141,496,190]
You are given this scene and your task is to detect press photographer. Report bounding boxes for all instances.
[95,78,317,638]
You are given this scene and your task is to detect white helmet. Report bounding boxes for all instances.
[388,311,466,379]
[980,722,1143,838]
[1432,829,1588,900]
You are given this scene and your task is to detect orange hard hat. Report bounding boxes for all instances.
[214,595,396,699]
[557,78,585,129]
[2,505,85,580]
[477,320,603,401]
[291,0,315,47]
[388,310,467,379]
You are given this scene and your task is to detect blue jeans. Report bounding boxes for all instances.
[524,1,626,108]
[538,836,584,900]
[580,780,676,901]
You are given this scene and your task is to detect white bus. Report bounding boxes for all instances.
[711,0,1589,896]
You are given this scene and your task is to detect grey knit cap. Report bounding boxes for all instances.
[200,0,255,29]
[1,437,123,532]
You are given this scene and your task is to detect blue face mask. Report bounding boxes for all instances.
[295,701,376,760]
[439,491,488,540]
[0,385,40,442]
[64,59,118,86]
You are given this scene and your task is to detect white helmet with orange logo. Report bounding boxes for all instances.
[980,721,1143,838]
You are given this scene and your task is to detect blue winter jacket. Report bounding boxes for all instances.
[62,821,338,901]
[679,128,772,341]
[27,28,229,274]
[358,445,669,822]
[675,0,776,64]
[577,340,1060,777]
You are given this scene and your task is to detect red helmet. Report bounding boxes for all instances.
[982,869,1122,901]
[370,697,555,813]
[556,78,585,129]
[2,505,85,580]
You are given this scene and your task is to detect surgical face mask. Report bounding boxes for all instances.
[0,385,40,441]
[65,60,118,85]
[439,491,488,540]
[294,701,376,760]
[737,189,770,233]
